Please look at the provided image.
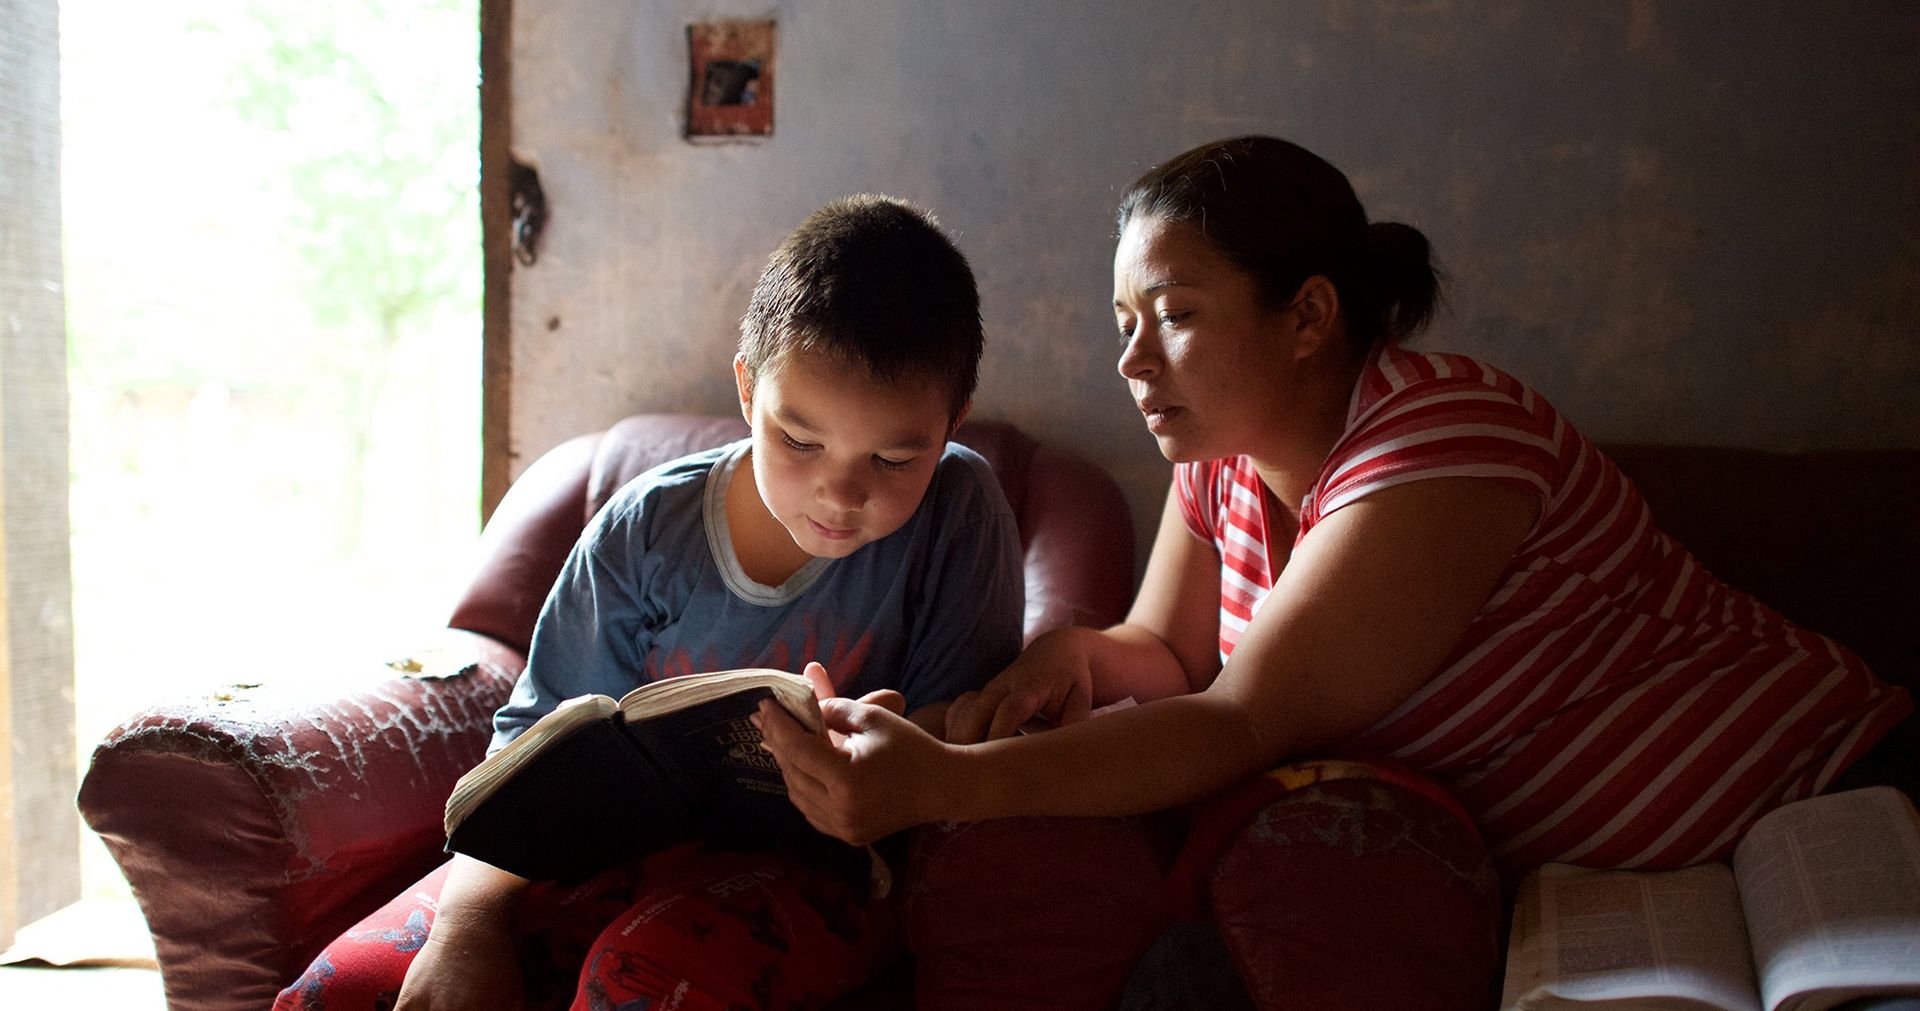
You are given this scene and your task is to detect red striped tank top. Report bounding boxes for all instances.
[1175,344,1911,873]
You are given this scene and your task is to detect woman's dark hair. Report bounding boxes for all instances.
[1116,136,1441,349]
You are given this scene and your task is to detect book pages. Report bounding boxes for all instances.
[617,668,820,734]
[1733,787,1920,1011]
[1503,863,1761,1011]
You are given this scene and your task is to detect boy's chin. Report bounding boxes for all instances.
[788,528,872,559]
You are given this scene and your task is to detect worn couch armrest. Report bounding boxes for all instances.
[76,631,524,1011]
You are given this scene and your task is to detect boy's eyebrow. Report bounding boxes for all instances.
[776,407,934,452]
[881,433,938,452]
[774,405,823,435]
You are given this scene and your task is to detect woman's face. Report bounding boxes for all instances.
[1112,214,1302,463]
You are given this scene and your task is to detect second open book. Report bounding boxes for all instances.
[443,668,886,894]
[1502,785,1920,1011]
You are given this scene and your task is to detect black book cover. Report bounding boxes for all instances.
[446,686,865,884]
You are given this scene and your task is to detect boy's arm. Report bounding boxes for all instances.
[892,503,1026,712]
[886,442,1033,715]
[393,855,530,1011]
[491,500,654,752]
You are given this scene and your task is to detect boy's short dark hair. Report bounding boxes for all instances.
[740,195,982,420]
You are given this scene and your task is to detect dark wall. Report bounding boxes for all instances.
[506,1,1920,545]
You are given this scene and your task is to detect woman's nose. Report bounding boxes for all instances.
[1117,331,1159,382]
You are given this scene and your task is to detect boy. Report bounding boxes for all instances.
[275,195,1024,1011]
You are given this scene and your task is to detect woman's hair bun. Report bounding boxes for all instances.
[1362,221,1442,343]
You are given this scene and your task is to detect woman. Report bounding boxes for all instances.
[757,136,1912,1009]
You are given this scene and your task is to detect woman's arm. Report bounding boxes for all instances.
[1114,485,1228,695]
[759,476,1538,843]
[944,488,1221,741]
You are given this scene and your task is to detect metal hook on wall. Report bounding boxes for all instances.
[510,158,547,267]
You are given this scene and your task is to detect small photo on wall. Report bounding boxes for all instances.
[686,19,774,139]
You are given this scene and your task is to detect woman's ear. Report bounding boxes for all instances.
[1288,275,1343,362]
[733,353,754,423]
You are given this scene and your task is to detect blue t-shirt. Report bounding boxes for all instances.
[490,439,1025,752]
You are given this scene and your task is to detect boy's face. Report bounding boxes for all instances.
[734,349,965,559]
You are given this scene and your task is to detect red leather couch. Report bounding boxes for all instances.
[77,414,1136,1011]
[77,422,1919,1010]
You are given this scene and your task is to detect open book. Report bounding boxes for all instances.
[1501,786,1920,1011]
[445,668,884,892]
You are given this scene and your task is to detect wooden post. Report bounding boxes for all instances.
[0,353,14,951]
[480,0,515,522]
[1,0,81,942]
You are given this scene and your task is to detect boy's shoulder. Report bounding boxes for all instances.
[593,440,743,531]
[923,440,1014,525]
[934,438,992,479]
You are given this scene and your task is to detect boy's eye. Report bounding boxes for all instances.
[873,455,912,472]
[780,433,820,453]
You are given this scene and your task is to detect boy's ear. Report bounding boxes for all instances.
[733,353,754,423]
[947,398,972,438]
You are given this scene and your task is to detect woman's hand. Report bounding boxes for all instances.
[754,694,957,845]
[943,626,1099,743]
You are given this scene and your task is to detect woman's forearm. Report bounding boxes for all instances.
[1084,623,1202,703]
[942,690,1274,821]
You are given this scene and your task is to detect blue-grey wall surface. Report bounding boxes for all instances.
[509,0,1920,549]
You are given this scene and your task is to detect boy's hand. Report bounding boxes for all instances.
[754,695,952,846]
[944,631,1096,743]
[800,660,904,746]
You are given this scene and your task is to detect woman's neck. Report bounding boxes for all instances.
[1250,347,1369,516]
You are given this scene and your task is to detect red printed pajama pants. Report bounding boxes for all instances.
[274,844,894,1011]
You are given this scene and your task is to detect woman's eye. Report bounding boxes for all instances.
[1116,323,1135,345]
[780,433,820,453]
[874,455,912,472]
[1159,310,1190,326]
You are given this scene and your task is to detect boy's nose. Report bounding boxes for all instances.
[820,472,868,512]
